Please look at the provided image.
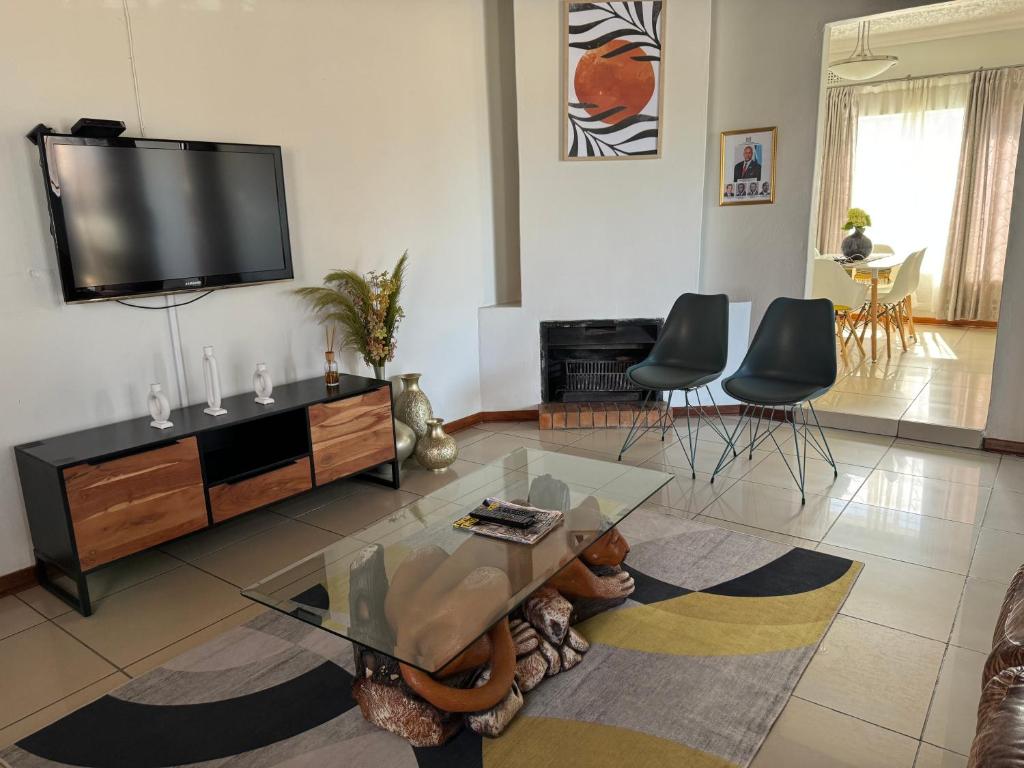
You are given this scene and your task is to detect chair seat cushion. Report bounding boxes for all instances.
[627,362,721,391]
[722,374,830,406]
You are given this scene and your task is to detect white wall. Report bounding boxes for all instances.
[478,0,725,411]
[0,0,496,576]
[988,112,1024,444]
[699,0,929,331]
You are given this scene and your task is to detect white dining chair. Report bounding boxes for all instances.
[812,258,869,363]
[874,248,926,356]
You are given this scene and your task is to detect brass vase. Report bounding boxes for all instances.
[415,418,458,472]
[394,373,433,439]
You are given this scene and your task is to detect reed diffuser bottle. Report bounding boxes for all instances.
[324,327,340,387]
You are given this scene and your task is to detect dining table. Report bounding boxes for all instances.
[825,251,910,361]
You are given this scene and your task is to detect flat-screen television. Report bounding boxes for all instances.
[37,134,293,303]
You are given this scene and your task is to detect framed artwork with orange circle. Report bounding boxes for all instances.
[564,1,665,160]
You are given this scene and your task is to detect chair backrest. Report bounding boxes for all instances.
[649,293,729,374]
[885,248,927,301]
[872,243,895,255]
[734,297,837,388]
[812,259,868,310]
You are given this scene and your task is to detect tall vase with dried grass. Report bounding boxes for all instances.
[296,252,408,382]
[323,327,340,387]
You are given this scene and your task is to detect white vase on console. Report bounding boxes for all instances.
[147,383,173,429]
[253,363,275,405]
[202,346,228,416]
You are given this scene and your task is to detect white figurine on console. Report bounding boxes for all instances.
[148,383,173,429]
[202,346,228,416]
[253,362,275,405]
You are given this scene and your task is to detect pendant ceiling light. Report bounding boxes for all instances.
[829,21,898,82]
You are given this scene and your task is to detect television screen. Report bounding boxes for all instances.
[38,135,293,302]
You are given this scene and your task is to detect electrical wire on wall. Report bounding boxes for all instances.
[115,291,213,310]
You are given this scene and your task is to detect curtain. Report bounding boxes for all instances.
[938,67,1024,322]
[816,87,858,255]
[848,74,970,316]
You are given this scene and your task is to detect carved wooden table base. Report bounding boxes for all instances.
[351,529,633,746]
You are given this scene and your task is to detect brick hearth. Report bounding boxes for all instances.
[538,401,666,430]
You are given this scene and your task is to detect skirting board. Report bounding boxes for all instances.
[983,438,1024,456]
[0,565,36,598]
[445,406,743,434]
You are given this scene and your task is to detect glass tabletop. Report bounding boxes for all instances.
[243,448,672,674]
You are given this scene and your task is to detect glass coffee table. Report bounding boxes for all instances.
[244,448,672,745]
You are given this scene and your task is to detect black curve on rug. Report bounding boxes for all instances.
[414,726,484,768]
[17,661,355,768]
[702,548,854,598]
[628,567,693,604]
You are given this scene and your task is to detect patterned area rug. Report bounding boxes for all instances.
[0,516,860,768]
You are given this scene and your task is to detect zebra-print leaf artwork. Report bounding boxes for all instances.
[564,1,664,159]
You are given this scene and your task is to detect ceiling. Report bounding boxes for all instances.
[830,0,1024,51]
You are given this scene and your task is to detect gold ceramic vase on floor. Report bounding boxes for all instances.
[415,418,458,472]
[394,373,433,438]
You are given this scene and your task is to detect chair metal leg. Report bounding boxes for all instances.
[660,391,673,441]
[618,389,653,461]
[699,386,736,458]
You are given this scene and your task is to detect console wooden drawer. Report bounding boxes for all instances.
[63,438,207,570]
[209,457,312,523]
[309,388,395,485]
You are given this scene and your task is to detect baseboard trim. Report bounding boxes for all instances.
[983,438,1024,456]
[912,317,997,329]
[0,565,36,597]
[445,405,742,434]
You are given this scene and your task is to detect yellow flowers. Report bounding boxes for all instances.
[842,207,871,230]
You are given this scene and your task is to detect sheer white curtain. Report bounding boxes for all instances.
[849,75,970,316]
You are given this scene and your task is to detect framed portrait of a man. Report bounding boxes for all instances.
[719,127,776,205]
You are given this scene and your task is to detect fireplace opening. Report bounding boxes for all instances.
[540,319,662,403]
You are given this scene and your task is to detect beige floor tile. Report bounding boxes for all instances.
[751,697,918,768]
[570,427,667,462]
[299,486,420,537]
[853,470,990,524]
[950,577,1007,653]
[902,392,988,431]
[51,550,184,606]
[400,459,503,498]
[693,516,818,549]
[779,427,893,468]
[995,456,1024,493]
[982,489,1024,535]
[55,565,251,667]
[190,519,343,587]
[559,444,652,468]
[654,439,770,480]
[824,503,979,574]
[878,440,999,487]
[492,421,591,446]
[815,390,914,420]
[922,645,987,755]
[450,426,494,448]
[969,528,1024,584]
[14,586,71,619]
[926,369,992,390]
[846,361,934,384]
[818,545,964,641]
[160,510,288,562]
[627,470,735,515]
[518,448,633,488]
[833,375,928,399]
[0,671,129,749]
[915,742,968,768]
[0,622,117,727]
[743,454,869,500]
[701,480,847,541]
[0,595,44,640]
[795,615,945,737]
[269,480,361,518]
[123,604,266,677]
[457,432,566,465]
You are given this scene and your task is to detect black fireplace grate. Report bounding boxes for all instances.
[564,360,640,393]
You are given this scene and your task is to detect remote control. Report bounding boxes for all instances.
[470,506,537,529]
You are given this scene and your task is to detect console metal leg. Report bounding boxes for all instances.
[36,556,92,617]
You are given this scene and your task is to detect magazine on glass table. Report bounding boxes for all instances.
[453,497,563,545]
